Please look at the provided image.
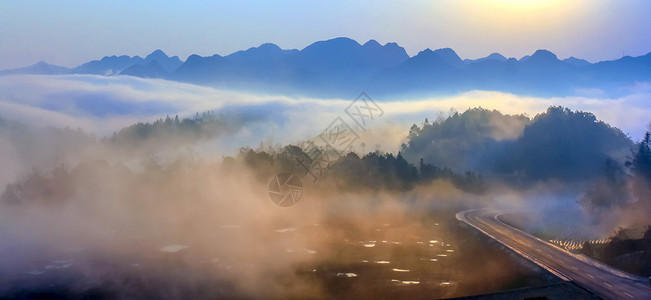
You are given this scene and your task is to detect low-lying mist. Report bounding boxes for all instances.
[1,74,650,297]
[0,149,542,298]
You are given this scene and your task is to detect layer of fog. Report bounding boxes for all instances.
[1,74,650,297]
[1,75,651,152]
[2,74,649,202]
[2,75,649,213]
[0,142,523,298]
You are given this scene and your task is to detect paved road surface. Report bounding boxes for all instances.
[457,209,651,299]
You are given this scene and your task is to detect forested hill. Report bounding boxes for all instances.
[401,107,633,183]
[0,106,639,190]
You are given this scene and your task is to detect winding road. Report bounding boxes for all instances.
[456,209,651,299]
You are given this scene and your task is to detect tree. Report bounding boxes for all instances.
[631,131,651,208]
[633,131,651,180]
[408,124,420,140]
[580,158,629,210]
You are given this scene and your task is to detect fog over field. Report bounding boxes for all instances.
[0,75,560,297]
[3,0,651,298]
[1,69,650,298]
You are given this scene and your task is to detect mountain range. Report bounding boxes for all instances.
[2,37,650,98]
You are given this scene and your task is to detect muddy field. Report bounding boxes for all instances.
[0,209,560,299]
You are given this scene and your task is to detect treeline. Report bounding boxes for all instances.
[236,146,485,193]
[2,106,648,206]
[580,128,651,211]
[0,115,97,174]
[631,131,651,202]
[105,111,238,150]
[1,160,128,206]
[1,111,239,162]
[402,108,530,174]
[1,146,486,207]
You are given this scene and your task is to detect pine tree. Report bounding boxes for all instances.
[634,132,651,179]
[631,131,651,208]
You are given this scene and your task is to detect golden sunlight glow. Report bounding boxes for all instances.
[483,0,565,12]
[450,0,579,38]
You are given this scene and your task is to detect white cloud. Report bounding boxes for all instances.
[1,75,650,157]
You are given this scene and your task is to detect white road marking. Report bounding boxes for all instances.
[460,209,651,299]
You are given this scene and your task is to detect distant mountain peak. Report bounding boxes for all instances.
[409,48,462,68]
[184,54,205,65]
[418,48,434,55]
[303,37,361,52]
[120,60,167,78]
[241,43,283,54]
[363,39,381,48]
[0,60,70,76]
[530,49,558,61]
[563,56,591,67]
[433,47,456,54]
[258,43,281,50]
[433,48,463,66]
[3,37,649,100]
[150,49,166,56]
[433,48,460,57]
[146,49,169,60]
[383,42,407,55]
[463,53,507,64]
[486,53,507,61]
[330,36,358,43]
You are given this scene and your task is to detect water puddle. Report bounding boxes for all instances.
[159,245,189,253]
[275,227,297,233]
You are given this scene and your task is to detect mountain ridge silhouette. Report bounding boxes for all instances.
[2,37,650,98]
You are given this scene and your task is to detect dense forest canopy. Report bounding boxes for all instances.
[402,106,633,183]
[401,108,531,173]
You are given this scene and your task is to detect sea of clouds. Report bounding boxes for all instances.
[1,74,650,157]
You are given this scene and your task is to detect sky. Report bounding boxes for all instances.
[1,0,651,70]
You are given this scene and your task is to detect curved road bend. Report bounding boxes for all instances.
[456,209,651,299]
